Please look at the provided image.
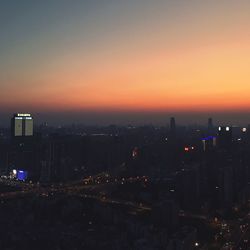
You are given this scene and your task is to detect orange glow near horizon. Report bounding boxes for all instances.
[2,41,250,113]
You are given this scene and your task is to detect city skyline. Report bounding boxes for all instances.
[2,111,250,127]
[1,0,250,124]
[2,2,250,249]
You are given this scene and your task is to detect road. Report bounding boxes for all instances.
[0,177,151,213]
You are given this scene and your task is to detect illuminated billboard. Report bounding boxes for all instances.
[17,170,28,181]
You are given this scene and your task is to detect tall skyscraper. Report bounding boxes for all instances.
[208,118,213,132]
[170,117,176,134]
[169,117,176,142]
[11,113,33,137]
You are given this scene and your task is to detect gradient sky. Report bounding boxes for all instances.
[1,0,250,125]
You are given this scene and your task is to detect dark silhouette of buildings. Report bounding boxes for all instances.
[208,117,213,133]
[2,114,250,249]
[217,126,232,149]
[170,117,176,133]
[169,117,177,142]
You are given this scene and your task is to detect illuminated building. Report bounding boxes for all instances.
[201,136,217,151]
[8,113,38,180]
[11,113,33,137]
[217,126,232,148]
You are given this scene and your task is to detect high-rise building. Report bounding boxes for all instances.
[170,117,176,130]
[11,113,33,137]
[217,126,232,148]
[201,136,217,151]
[170,117,176,134]
[208,118,213,132]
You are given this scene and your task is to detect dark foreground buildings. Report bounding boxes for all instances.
[1,114,250,249]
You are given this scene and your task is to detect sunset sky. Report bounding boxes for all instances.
[1,0,250,125]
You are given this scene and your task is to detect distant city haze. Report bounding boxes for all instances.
[1,0,250,125]
[1,111,250,127]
